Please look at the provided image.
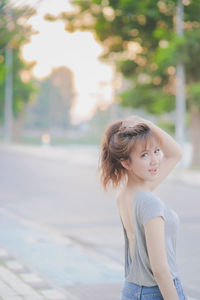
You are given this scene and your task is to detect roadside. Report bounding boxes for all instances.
[0,142,199,187]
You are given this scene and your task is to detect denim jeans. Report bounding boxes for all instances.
[121,277,187,300]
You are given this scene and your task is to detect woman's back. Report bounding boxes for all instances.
[118,190,180,286]
[116,188,137,261]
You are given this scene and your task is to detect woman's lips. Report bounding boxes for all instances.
[149,168,158,174]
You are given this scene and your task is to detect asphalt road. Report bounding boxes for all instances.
[0,146,199,300]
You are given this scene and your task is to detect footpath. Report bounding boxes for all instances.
[0,142,199,300]
[0,245,76,300]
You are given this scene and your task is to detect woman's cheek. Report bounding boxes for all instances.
[139,160,149,174]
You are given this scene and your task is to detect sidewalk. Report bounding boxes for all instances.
[0,244,196,300]
[0,246,77,300]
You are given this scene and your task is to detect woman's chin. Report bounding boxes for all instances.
[148,173,159,181]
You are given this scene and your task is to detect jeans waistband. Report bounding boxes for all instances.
[125,277,180,288]
[122,277,187,299]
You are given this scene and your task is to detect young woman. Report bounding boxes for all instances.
[98,115,187,300]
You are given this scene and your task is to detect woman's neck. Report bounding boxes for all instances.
[126,175,152,193]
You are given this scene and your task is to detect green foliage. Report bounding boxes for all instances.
[52,0,200,116]
[187,82,200,109]
[153,35,185,69]
[117,60,138,77]
[157,119,175,135]
[0,2,37,122]
[119,84,175,115]
[183,29,200,81]
[0,56,6,83]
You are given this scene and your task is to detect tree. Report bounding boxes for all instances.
[0,0,38,140]
[48,0,200,166]
[26,66,76,131]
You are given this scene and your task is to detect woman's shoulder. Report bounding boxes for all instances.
[135,189,159,199]
[136,190,158,199]
[115,188,128,208]
[116,188,164,212]
[135,190,165,209]
[116,187,134,209]
[116,186,137,200]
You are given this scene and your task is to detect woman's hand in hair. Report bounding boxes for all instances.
[122,115,149,128]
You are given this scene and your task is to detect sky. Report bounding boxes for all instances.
[18,0,113,124]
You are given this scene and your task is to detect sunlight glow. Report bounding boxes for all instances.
[20,0,113,124]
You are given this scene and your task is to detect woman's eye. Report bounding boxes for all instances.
[155,148,160,153]
[141,153,148,157]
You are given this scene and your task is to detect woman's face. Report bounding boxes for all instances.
[128,136,163,182]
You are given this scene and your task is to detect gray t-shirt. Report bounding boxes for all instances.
[120,190,180,286]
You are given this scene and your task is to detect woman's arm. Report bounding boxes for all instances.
[123,115,183,158]
[146,120,183,190]
[146,120,183,159]
[145,217,179,300]
[124,116,183,190]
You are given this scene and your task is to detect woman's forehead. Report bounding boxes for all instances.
[135,136,159,152]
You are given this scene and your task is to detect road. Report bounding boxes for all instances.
[0,145,199,300]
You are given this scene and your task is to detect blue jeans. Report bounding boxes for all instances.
[121,277,187,299]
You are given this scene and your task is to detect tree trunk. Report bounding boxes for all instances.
[189,109,200,167]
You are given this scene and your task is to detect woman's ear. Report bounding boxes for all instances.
[120,158,130,170]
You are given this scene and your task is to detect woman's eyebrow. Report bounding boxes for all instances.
[140,146,160,154]
[140,149,148,154]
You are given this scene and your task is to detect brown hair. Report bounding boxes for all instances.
[97,119,159,191]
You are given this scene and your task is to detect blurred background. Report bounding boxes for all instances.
[1,0,200,165]
[0,0,200,300]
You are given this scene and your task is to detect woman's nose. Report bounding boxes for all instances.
[150,154,159,165]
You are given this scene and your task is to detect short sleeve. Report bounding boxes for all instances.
[139,192,166,226]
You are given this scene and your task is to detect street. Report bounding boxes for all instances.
[0,145,199,300]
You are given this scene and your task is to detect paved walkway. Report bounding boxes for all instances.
[0,244,196,300]
[0,246,78,300]
[0,243,197,300]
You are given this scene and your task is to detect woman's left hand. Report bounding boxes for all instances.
[122,115,147,128]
